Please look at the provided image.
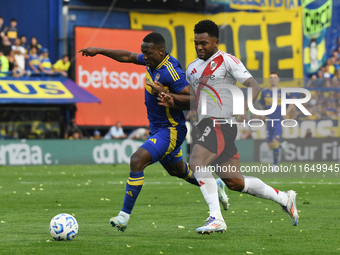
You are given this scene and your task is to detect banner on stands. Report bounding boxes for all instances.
[130,11,303,80]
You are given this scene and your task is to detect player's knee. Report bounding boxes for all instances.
[130,152,145,172]
[224,178,244,191]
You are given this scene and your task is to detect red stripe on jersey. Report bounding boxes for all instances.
[212,118,225,158]
[229,151,240,160]
[196,55,224,111]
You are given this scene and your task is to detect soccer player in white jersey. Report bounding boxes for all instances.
[156,20,299,234]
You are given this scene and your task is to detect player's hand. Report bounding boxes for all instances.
[78,47,99,57]
[147,81,166,96]
[158,92,175,108]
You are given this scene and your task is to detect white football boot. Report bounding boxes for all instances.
[216,178,230,210]
[110,213,128,232]
[282,190,299,226]
[196,216,227,234]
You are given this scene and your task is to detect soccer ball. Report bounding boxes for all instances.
[49,213,78,241]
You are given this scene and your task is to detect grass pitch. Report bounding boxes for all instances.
[0,163,339,255]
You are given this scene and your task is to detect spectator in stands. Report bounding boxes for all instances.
[27,46,41,74]
[0,50,9,77]
[11,38,26,71]
[332,69,340,87]
[39,48,53,75]
[332,50,339,64]
[7,50,25,77]
[305,129,313,138]
[326,100,337,119]
[0,16,4,33]
[306,74,318,88]
[127,127,150,140]
[0,36,12,56]
[305,108,319,120]
[93,130,101,139]
[64,117,83,139]
[336,91,340,105]
[2,18,18,45]
[53,55,70,77]
[19,35,29,55]
[104,121,126,139]
[324,74,332,88]
[315,69,325,87]
[72,131,81,140]
[27,36,42,54]
[327,57,337,76]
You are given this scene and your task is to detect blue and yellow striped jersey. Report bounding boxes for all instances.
[28,54,40,70]
[40,57,52,71]
[260,87,289,119]
[138,53,189,134]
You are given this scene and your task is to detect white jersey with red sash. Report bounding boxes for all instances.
[186,50,252,123]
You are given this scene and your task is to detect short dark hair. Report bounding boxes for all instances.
[270,71,280,77]
[194,20,219,39]
[143,32,165,47]
[10,18,17,22]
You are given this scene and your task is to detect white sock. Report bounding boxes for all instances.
[119,211,130,221]
[194,167,223,220]
[242,176,288,206]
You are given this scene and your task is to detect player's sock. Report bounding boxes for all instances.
[194,167,223,219]
[273,143,279,166]
[182,162,199,186]
[242,176,288,206]
[121,171,144,215]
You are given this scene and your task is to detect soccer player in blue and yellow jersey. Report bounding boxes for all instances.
[260,72,287,171]
[79,32,229,232]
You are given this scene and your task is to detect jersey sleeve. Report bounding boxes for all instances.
[168,68,189,94]
[138,54,146,65]
[225,55,252,84]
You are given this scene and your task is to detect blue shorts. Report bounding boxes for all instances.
[266,121,282,143]
[141,124,187,165]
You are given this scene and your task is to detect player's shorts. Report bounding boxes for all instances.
[196,118,240,165]
[141,124,187,166]
[266,121,282,143]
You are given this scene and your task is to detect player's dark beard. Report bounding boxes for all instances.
[203,48,216,61]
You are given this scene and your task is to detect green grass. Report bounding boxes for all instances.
[0,163,339,255]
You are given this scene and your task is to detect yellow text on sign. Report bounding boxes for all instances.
[0,81,74,98]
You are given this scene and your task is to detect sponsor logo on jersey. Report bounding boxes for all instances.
[190,68,197,75]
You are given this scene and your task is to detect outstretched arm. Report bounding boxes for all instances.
[78,47,142,65]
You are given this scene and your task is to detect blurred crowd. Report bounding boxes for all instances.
[0,16,70,77]
[306,36,340,88]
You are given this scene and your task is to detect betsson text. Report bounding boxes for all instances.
[78,65,145,89]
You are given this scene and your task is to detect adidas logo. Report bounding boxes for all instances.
[190,68,197,75]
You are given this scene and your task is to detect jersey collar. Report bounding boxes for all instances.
[156,54,170,69]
